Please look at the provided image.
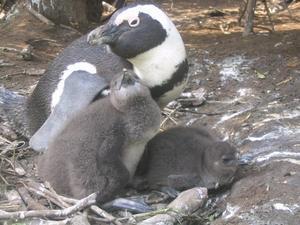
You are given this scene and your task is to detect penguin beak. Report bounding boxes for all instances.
[87,24,121,45]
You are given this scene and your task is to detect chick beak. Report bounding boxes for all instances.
[215,182,220,189]
[121,69,137,86]
[111,69,136,90]
[87,24,119,45]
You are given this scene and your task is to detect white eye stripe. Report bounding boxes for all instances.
[128,17,140,27]
[114,5,171,31]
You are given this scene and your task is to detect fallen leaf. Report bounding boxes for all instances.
[255,70,266,79]
[287,57,299,68]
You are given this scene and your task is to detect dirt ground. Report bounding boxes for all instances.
[0,0,300,224]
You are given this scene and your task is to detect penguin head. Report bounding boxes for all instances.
[88,3,172,59]
[200,142,239,189]
[110,69,151,112]
[88,3,188,105]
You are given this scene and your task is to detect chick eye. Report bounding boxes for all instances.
[222,156,235,165]
[128,18,140,27]
[222,158,232,165]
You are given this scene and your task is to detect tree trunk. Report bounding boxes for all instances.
[29,0,103,29]
[243,0,257,36]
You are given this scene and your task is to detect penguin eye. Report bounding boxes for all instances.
[128,18,140,27]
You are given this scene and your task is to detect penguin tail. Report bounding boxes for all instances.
[0,86,29,138]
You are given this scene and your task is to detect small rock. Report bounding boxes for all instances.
[0,59,15,67]
[21,44,33,61]
[274,42,283,48]
[5,189,22,202]
[26,68,46,76]
[255,70,266,79]
[287,57,299,68]
[168,187,208,214]
[206,9,226,17]
[14,161,26,176]
[284,171,296,177]
[178,88,207,107]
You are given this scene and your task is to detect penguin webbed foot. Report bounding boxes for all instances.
[100,177,180,213]
[159,186,180,199]
[102,197,152,214]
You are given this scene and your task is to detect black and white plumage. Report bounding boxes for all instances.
[88,3,189,106]
[29,69,109,151]
[25,3,188,151]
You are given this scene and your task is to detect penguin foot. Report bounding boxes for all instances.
[102,197,152,214]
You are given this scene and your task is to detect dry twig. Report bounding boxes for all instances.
[0,60,14,67]
[5,68,46,77]
[25,181,71,209]
[261,0,275,31]
[59,24,82,35]
[0,135,12,145]
[24,182,119,224]
[44,181,77,205]
[90,205,122,225]
[0,47,19,52]
[0,192,97,220]
[17,186,48,210]
[25,5,55,26]
[161,106,180,128]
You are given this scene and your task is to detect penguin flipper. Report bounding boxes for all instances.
[29,71,109,152]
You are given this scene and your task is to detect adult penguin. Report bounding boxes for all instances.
[25,3,189,151]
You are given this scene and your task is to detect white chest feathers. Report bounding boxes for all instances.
[125,5,187,88]
[121,128,158,179]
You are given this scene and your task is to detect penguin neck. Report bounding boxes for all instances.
[128,27,187,90]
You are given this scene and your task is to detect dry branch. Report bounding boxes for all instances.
[0,135,13,145]
[261,0,275,31]
[5,68,46,77]
[0,193,97,220]
[161,106,180,128]
[90,205,122,225]
[59,24,82,35]
[0,60,14,67]
[240,0,279,35]
[17,186,48,210]
[26,181,72,209]
[44,181,78,205]
[243,0,257,36]
[24,182,120,224]
[0,200,23,212]
[102,1,116,12]
[25,5,55,26]
[0,47,19,52]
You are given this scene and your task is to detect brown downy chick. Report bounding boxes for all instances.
[136,127,238,191]
[38,70,161,204]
